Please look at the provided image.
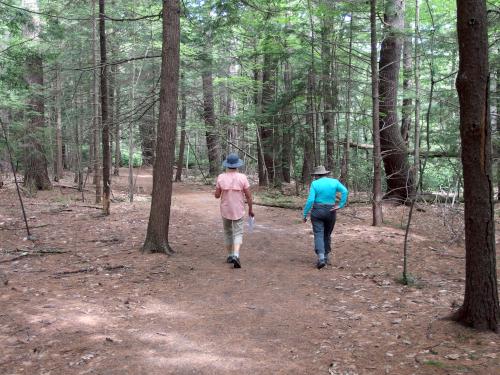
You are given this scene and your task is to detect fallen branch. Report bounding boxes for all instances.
[87,237,123,244]
[0,248,67,263]
[53,184,93,193]
[73,204,103,210]
[253,201,301,210]
[54,264,127,276]
[0,224,50,231]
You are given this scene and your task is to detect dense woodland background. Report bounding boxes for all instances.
[0,0,498,200]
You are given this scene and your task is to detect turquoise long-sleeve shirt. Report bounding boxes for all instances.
[303,177,349,217]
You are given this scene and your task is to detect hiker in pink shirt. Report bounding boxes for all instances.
[214,153,254,268]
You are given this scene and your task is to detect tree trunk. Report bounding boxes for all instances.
[75,99,83,191]
[113,63,121,176]
[54,67,63,181]
[142,0,180,254]
[496,64,499,201]
[401,35,413,145]
[254,64,267,186]
[414,0,421,189]
[128,64,136,202]
[21,0,51,192]
[340,14,354,187]
[139,121,155,166]
[109,59,115,176]
[99,0,111,215]
[452,0,499,332]
[281,59,293,183]
[371,0,383,225]
[92,0,101,203]
[175,78,186,182]
[261,34,278,184]
[320,3,336,173]
[201,44,220,177]
[302,68,315,184]
[378,0,413,202]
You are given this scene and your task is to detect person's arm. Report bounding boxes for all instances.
[303,183,316,220]
[243,187,254,217]
[336,180,349,208]
[214,176,222,198]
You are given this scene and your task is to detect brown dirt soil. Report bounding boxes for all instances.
[1,168,499,375]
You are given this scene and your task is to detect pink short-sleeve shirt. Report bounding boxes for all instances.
[216,172,250,220]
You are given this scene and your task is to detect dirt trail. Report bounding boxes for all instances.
[0,176,498,374]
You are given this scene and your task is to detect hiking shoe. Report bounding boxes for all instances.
[317,260,326,269]
[226,255,234,263]
[233,256,241,269]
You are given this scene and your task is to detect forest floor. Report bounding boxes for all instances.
[0,168,499,375]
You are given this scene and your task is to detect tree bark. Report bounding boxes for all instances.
[113,64,121,176]
[254,64,267,186]
[109,59,115,176]
[21,0,51,192]
[175,78,186,182]
[320,4,336,173]
[139,120,155,166]
[281,59,293,183]
[378,0,413,202]
[401,35,412,145]
[75,98,83,191]
[452,0,499,332]
[201,44,220,177]
[340,14,354,187]
[54,67,63,181]
[414,0,421,189]
[142,0,180,254]
[99,0,111,215]
[261,34,278,185]
[496,65,499,201]
[371,0,383,225]
[302,68,315,185]
[92,0,101,203]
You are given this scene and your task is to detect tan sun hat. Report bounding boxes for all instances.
[311,165,330,175]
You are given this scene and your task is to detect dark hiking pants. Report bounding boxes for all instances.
[311,204,337,260]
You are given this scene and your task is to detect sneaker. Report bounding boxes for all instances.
[226,255,234,263]
[233,256,242,269]
[317,260,326,269]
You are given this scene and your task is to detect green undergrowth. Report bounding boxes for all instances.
[254,190,304,210]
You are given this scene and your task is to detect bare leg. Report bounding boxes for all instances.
[233,243,241,258]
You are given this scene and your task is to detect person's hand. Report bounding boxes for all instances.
[330,204,339,211]
[249,210,255,218]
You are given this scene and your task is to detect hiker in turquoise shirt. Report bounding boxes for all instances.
[303,166,348,269]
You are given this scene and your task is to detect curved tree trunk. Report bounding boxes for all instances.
[142,0,180,254]
[452,0,499,332]
[378,0,413,203]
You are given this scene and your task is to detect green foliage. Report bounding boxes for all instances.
[120,149,142,168]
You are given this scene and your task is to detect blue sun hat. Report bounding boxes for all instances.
[223,153,244,168]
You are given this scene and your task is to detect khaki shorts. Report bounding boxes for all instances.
[222,217,244,245]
